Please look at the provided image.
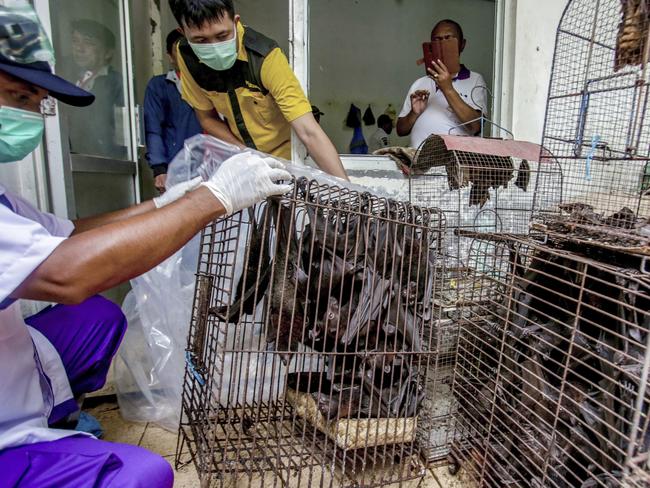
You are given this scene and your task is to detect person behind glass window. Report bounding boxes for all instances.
[69,19,124,159]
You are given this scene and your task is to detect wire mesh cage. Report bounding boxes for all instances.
[408,135,563,258]
[534,0,650,256]
[175,177,449,487]
[406,135,565,462]
[624,452,650,486]
[449,235,650,487]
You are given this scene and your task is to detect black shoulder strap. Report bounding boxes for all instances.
[242,27,278,93]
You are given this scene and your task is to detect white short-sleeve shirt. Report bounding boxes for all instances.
[368,127,390,153]
[399,67,487,149]
[0,183,80,450]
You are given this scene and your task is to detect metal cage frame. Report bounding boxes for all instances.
[175,177,450,487]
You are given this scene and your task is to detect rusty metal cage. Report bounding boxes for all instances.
[408,135,563,259]
[407,135,565,466]
[449,235,650,487]
[533,0,650,256]
[175,177,449,487]
[624,452,650,486]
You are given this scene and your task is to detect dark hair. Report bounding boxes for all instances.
[432,19,464,41]
[71,19,116,50]
[378,114,392,128]
[166,30,184,54]
[168,0,235,29]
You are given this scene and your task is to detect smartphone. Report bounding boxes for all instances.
[422,39,461,76]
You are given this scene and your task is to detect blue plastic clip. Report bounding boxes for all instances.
[185,351,205,386]
[585,135,600,181]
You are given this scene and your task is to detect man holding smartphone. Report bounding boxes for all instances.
[396,19,487,149]
[168,0,348,180]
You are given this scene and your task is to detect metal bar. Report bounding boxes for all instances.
[289,0,309,165]
[70,154,138,175]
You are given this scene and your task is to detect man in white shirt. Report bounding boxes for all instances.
[396,19,487,149]
[368,114,394,153]
[0,5,291,487]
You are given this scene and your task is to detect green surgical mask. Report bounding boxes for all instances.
[189,27,238,71]
[0,106,44,163]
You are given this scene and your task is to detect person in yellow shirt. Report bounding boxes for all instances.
[169,0,348,180]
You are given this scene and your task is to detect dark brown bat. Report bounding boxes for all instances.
[469,166,491,208]
[363,335,397,375]
[386,292,423,352]
[213,205,271,323]
[302,187,370,263]
[312,385,362,421]
[267,200,309,364]
[515,159,531,191]
[340,269,392,346]
[308,248,360,301]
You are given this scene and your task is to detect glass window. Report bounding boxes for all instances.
[50,0,130,160]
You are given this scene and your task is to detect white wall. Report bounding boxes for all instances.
[310,0,496,152]
[504,0,567,144]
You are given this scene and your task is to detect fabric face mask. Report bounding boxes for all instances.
[189,27,238,71]
[0,106,44,163]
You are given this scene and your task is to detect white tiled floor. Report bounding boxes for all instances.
[87,400,472,487]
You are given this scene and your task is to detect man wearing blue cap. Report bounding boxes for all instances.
[0,4,291,486]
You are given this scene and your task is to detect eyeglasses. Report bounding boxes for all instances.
[431,34,457,42]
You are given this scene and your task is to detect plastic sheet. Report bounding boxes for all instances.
[114,135,351,430]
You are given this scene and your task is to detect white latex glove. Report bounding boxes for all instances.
[201,152,292,215]
[153,176,203,208]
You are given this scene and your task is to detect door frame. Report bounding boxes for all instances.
[492,0,516,138]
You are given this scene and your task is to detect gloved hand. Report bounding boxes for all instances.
[153,176,202,208]
[201,152,292,215]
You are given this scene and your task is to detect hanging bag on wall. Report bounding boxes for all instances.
[363,105,375,126]
[349,126,368,154]
[345,103,362,128]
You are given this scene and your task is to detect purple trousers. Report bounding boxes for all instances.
[0,435,173,488]
[0,296,174,487]
[25,295,127,424]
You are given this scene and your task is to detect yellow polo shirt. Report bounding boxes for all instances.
[178,22,312,159]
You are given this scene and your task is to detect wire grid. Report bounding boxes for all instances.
[624,408,650,486]
[624,453,650,486]
[176,178,448,487]
[449,235,650,487]
[408,134,563,263]
[536,0,650,230]
[407,135,563,464]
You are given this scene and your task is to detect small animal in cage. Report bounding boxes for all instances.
[451,237,650,488]
[410,134,536,208]
[616,0,650,71]
[180,175,445,487]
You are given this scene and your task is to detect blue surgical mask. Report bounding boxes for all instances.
[0,106,44,163]
[189,27,238,71]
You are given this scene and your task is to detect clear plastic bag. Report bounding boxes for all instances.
[115,135,354,430]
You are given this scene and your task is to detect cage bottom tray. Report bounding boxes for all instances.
[285,388,417,451]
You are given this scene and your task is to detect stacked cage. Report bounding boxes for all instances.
[449,236,650,487]
[449,0,650,486]
[176,177,447,487]
[407,134,564,462]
